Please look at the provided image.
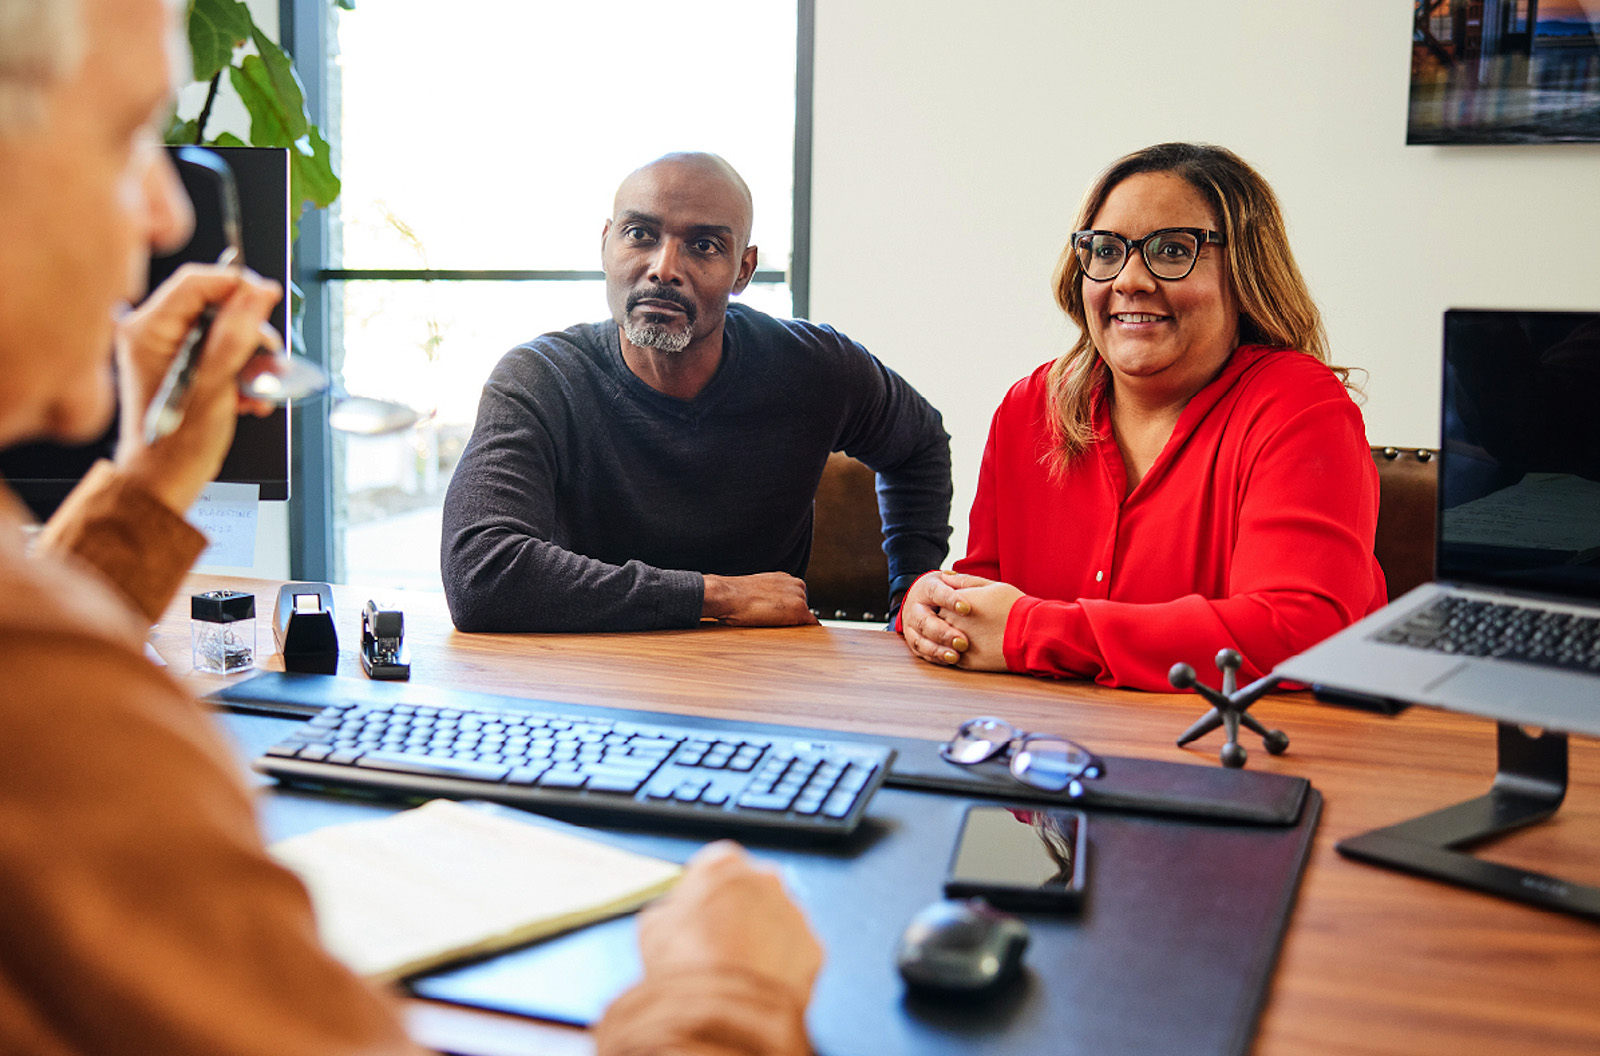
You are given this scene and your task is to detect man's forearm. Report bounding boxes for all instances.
[443,534,706,633]
[875,450,954,589]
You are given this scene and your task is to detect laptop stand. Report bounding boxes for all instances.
[1337,722,1600,921]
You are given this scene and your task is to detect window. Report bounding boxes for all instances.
[288,0,810,589]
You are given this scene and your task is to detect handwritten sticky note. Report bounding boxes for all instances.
[190,482,260,568]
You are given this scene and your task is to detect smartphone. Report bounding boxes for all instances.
[943,804,1088,911]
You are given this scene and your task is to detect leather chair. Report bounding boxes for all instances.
[1371,446,1437,602]
[806,452,891,622]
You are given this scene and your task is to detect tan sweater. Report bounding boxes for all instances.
[0,462,810,1056]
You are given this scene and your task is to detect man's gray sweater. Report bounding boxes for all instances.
[441,304,951,632]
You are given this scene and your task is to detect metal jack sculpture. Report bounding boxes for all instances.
[1169,649,1291,769]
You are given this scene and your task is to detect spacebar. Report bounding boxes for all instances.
[354,751,510,781]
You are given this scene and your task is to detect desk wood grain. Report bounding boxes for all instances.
[165,576,1600,1056]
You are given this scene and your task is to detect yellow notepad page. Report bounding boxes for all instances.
[269,799,682,981]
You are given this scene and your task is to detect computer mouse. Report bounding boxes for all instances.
[895,898,1030,994]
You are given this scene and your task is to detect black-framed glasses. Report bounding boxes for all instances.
[940,717,1105,793]
[1070,227,1225,282]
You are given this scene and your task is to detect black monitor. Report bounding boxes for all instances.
[0,146,292,519]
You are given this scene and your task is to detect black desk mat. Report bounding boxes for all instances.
[210,672,1308,825]
[409,791,1319,1056]
[220,705,1321,1056]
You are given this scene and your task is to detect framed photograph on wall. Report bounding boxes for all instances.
[1409,0,1600,143]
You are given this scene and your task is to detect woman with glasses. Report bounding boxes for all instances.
[899,142,1386,690]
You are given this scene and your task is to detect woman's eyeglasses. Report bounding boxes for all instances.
[1070,227,1224,282]
[940,717,1105,793]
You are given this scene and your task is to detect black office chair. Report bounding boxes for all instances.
[805,453,891,622]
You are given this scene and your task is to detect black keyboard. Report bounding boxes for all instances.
[1374,595,1600,673]
[255,699,893,839]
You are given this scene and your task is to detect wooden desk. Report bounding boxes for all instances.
[163,576,1600,1056]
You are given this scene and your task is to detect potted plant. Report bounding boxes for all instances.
[167,0,344,237]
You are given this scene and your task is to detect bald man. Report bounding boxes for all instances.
[442,152,953,632]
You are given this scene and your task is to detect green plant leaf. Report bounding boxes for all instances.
[229,44,310,148]
[212,132,248,147]
[230,59,292,146]
[293,127,342,211]
[188,0,251,82]
[251,29,310,140]
[165,114,200,146]
[288,127,342,242]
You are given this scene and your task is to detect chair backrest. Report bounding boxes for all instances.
[1371,446,1437,602]
[806,452,890,621]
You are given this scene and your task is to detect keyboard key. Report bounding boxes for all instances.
[822,791,857,818]
[674,781,710,803]
[727,748,763,772]
[586,762,659,784]
[738,790,798,811]
[793,795,826,816]
[587,774,647,794]
[355,751,510,781]
[838,764,875,794]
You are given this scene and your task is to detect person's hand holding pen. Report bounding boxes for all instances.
[596,841,821,1055]
[113,263,283,517]
[636,841,822,1002]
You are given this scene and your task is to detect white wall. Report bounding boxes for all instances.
[809,0,1600,558]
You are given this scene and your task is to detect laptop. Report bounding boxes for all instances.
[1276,308,1600,738]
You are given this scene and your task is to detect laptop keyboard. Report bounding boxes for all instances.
[256,699,892,840]
[1375,595,1600,672]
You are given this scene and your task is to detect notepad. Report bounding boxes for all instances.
[269,799,682,981]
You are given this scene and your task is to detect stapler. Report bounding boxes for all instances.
[360,600,411,680]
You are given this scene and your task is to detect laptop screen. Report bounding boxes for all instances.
[1439,308,1600,600]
